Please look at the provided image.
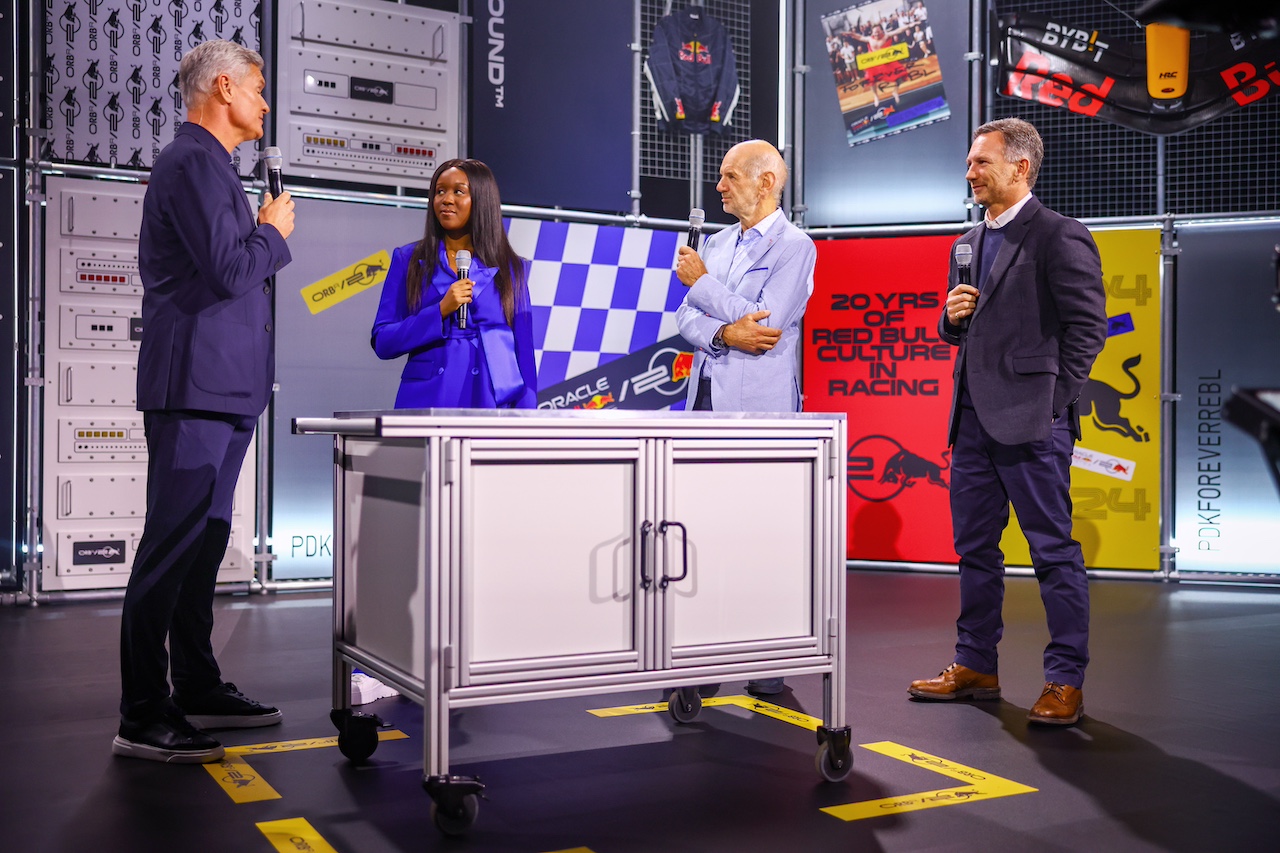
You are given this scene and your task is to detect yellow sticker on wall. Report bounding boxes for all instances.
[301,250,392,315]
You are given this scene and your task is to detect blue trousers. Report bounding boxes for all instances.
[949,401,1090,688]
[119,410,257,720]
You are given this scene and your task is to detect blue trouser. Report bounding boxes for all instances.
[119,410,257,720]
[949,400,1090,688]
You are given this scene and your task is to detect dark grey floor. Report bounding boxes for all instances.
[3,571,1279,852]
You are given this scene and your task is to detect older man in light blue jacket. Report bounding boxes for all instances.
[674,139,816,696]
[675,139,816,414]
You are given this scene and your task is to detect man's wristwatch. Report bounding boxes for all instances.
[713,325,726,350]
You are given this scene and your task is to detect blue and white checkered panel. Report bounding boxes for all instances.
[506,217,687,389]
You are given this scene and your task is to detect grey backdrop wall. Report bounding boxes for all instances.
[270,197,419,579]
[1174,223,1280,575]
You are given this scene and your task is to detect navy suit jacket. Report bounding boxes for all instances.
[939,196,1107,447]
[137,123,290,417]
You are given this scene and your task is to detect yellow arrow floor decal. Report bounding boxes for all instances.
[204,754,281,803]
[588,695,823,728]
[821,741,1037,821]
[257,817,341,853]
[587,699,1037,820]
[207,730,409,802]
[227,729,408,756]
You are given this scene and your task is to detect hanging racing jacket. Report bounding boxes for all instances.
[644,7,741,135]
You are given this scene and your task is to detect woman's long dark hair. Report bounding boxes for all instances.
[405,159,526,326]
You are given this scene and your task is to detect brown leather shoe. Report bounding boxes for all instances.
[908,663,1001,701]
[1028,682,1083,725]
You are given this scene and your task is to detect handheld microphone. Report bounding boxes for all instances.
[954,243,973,329]
[455,249,472,329]
[263,146,284,198]
[687,207,705,250]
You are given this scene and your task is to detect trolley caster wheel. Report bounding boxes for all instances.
[330,708,380,763]
[667,687,702,724]
[431,794,479,836]
[815,725,853,782]
[424,775,486,837]
[815,741,854,781]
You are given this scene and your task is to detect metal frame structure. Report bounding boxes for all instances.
[295,408,850,835]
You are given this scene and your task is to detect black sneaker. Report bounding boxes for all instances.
[112,710,225,764]
[174,682,283,729]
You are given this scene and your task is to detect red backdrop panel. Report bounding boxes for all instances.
[805,236,959,562]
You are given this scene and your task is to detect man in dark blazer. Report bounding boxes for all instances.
[114,40,295,763]
[908,118,1107,726]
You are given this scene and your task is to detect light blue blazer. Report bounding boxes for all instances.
[675,212,817,412]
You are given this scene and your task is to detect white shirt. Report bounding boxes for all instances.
[985,192,1033,229]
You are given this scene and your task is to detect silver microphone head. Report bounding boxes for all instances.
[455,249,472,276]
[262,146,283,170]
[689,208,705,228]
[954,243,973,267]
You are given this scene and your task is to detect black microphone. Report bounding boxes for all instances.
[687,207,705,250]
[263,146,284,198]
[954,243,973,329]
[455,249,471,329]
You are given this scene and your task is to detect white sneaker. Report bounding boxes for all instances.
[351,671,400,705]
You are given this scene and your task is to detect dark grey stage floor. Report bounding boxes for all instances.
[3,571,1279,852]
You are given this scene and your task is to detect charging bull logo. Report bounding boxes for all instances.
[847,435,949,502]
[104,10,124,49]
[1079,354,1150,442]
[210,0,228,35]
[881,449,950,489]
[579,393,615,410]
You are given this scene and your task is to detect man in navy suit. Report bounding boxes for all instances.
[114,40,295,763]
[908,119,1107,726]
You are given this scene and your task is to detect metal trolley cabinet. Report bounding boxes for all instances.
[294,408,850,835]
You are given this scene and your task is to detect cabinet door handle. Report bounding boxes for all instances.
[658,520,688,589]
[639,521,653,589]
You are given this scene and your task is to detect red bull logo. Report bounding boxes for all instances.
[1079,354,1150,442]
[679,41,712,64]
[671,352,694,383]
[847,435,950,502]
[578,393,615,410]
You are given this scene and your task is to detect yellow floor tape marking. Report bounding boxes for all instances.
[821,741,1037,821]
[226,729,408,756]
[587,695,743,717]
[257,817,341,853]
[585,699,1037,821]
[203,754,281,803]
[208,730,409,803]
[587,695,824,730]
[720,696,825,730]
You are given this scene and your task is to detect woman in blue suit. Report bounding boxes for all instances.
[372,159,537,408]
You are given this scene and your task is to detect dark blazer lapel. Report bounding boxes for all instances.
[973,196,1039,321]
